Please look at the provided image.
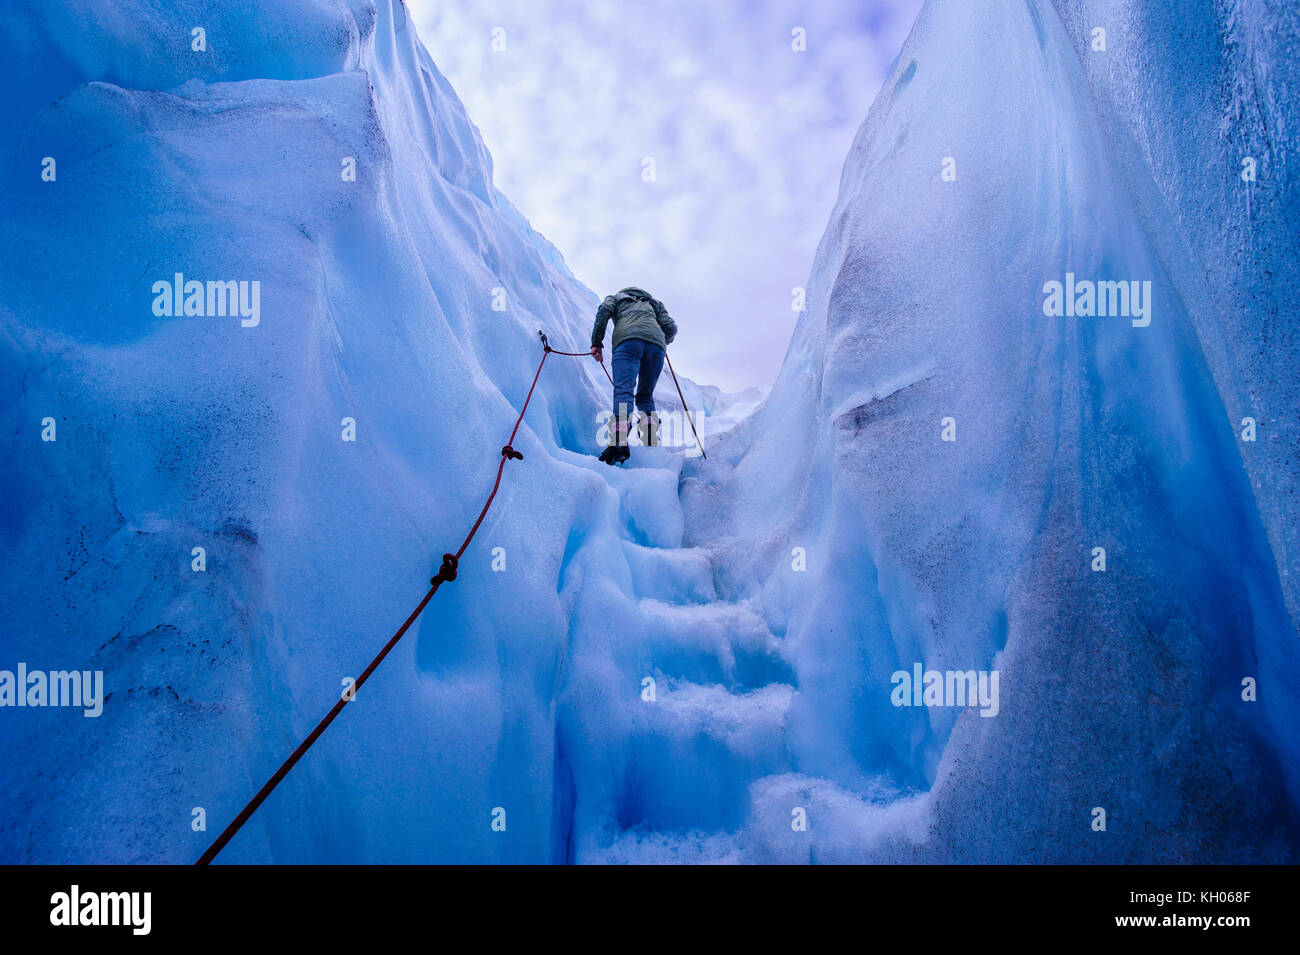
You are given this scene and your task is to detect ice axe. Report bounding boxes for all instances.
[664,351,707,460]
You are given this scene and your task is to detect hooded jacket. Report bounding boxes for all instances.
[591,287,677,351]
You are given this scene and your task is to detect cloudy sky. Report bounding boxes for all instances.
[410,0,924,391]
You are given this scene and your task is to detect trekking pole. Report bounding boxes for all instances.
[664,352,707,460]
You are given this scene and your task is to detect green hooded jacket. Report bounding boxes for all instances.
[591,287,677,351]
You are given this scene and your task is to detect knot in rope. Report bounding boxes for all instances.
[435,552,459,583]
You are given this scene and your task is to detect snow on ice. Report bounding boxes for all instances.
[1,0,1296,863]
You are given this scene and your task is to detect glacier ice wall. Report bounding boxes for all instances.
[3,0,1296,865]
[685,0,1300,862]
[0,0,632,863]
[1051,0,1300,631]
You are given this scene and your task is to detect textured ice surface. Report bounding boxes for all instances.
[2,0,1296,863]
[686,0,1300,861]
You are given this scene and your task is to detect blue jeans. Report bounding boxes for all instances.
[611,338,665,428]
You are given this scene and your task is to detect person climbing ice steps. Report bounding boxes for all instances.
[590,286,678,465]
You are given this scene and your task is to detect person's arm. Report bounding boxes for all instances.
[591,295,617,359]
[653,299,677,345]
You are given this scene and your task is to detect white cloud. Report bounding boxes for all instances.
[409,0,923,391]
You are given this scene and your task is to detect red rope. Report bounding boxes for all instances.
[195,583,441,865]
[546,344,613,385]
[196,331,595,865]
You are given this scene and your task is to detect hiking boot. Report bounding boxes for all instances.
[636,412,661,448]
[599,444,631,465]
[601,415,631,465]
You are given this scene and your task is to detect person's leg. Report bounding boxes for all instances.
[634,342,665,414]
[610,339,644,446]
[634,342,666,447]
